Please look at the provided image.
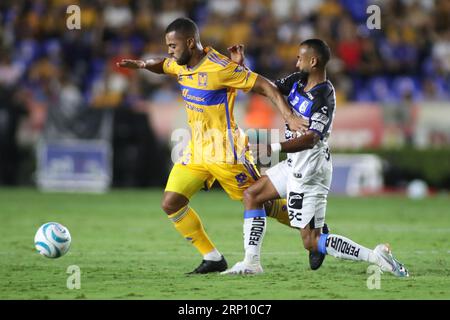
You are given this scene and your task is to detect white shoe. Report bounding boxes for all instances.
[373,244,409,277]
[220,261,263,275]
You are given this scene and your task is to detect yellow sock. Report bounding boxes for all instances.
[266,199,296,229]
[168,206,216,255]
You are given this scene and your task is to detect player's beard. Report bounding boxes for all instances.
[176,49,191,65]
[298,69,309,81]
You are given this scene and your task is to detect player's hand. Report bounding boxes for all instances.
[286,114,309,135]
[116,59,145,69]
[227,44,245,65]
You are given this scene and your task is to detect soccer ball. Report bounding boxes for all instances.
[34,222,71,258]
[407,179,428,200]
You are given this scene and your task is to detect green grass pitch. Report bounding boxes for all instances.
[0,188,449,300]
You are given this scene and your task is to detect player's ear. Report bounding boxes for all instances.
[187,37,195,49]
[311,56,318,68]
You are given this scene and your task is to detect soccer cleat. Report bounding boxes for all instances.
[373,244,409,277]
[322,223,329,235]
[309,223,330,270]
[220,261,263,275]
[186,255,228,275]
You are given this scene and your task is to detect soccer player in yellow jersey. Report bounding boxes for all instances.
[118,18,306,274]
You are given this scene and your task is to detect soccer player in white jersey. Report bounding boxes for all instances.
[223,39,409,277]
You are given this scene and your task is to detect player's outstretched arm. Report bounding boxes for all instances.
[227,45,307,132]
[116,58,165,74]
[251,75,308,133]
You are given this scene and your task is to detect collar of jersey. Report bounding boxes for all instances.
[300,79,330,93]
[185,47,214,72]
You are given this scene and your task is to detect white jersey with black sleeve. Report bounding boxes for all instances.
[264,73,336,229]
[275,72,336,186]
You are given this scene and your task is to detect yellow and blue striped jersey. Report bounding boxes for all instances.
[163,47,258,164]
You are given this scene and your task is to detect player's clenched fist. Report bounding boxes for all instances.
[116,59,145,69]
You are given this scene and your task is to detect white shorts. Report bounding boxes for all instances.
[266,159,332,229]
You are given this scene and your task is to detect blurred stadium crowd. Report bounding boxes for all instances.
[0,0,449,187]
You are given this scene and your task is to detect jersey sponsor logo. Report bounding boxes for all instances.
[310,121,325,132]
[180,86,227,106]
[288,192,304,209]
[288,92,313,117]
[182,88,206,103]
[311,113,329,124]
[198,72,208,87]
[287,192,304,223]
[185,102,204,113]
[299,100,310,114]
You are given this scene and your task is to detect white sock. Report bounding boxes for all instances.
[203,248,222,261]
[322,234,376,263]
[243,216,266,266]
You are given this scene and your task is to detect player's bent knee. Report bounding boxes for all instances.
[243,188,260,207]
[243,188,254,202]
[161,200,184,215]
[161,193,188,215]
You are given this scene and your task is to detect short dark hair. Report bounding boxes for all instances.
[165,17,200,40]
[300,39,331,67]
